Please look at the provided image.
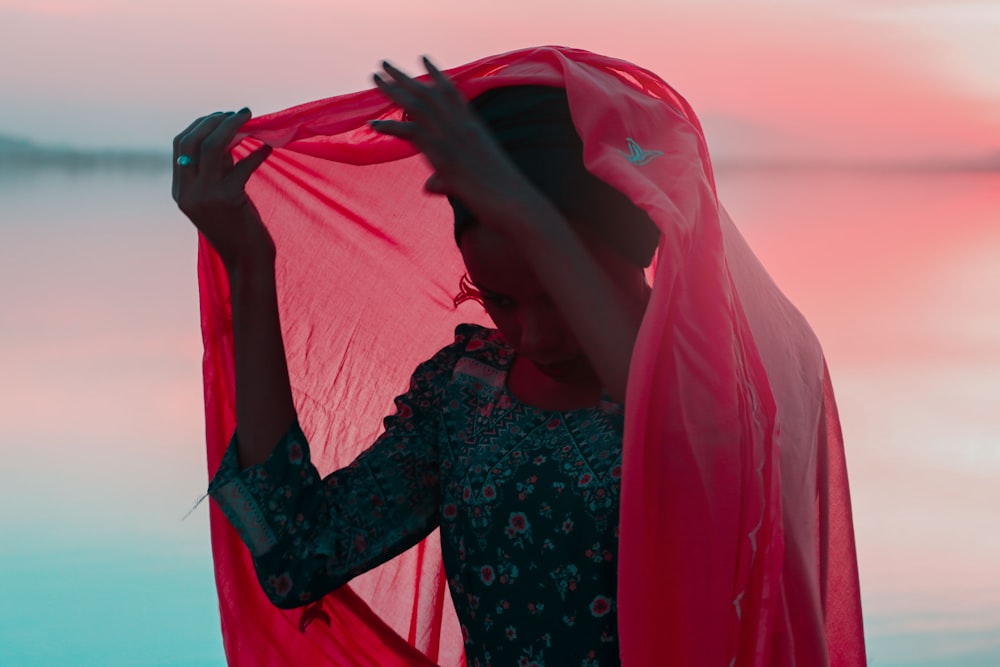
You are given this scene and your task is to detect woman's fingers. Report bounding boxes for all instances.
[173,114,212,158]
[376,60,459,123]
[172,117,199,200]
[173,108,258,205]
[421,56,465,106]
[229,143,273,188]
[200,108,253,173]
[368,119,419,141]
[371,57,488,193]
[176,112,230,169]
[373,71,426,122]
[378,61,427,100]
[173,113,223,200]
[423,172,448,194]
[172,108,270,223]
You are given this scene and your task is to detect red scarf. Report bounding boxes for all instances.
[199,45,866,666]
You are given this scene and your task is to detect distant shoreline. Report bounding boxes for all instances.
[0,135,167,172]
[0,153,170,172]
[4,156,998,174]
[0,135,996,174]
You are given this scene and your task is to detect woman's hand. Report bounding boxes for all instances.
[172,109,274,273]
[370,58,550,234]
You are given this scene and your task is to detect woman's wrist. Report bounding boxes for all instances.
[222,213,277,280]
[226,244,277,293]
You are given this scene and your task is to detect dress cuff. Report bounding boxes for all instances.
[208,422,308,557]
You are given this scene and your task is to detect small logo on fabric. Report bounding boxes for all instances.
[620,137,663,165]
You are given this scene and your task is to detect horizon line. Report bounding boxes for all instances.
[1,135,997,173]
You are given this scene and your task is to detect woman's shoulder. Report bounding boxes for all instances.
[412,323,514,389]
[453,323,506,349]
[442,324,515,393]
[412,323,511,381]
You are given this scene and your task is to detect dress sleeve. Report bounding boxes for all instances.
[208,327,470,609]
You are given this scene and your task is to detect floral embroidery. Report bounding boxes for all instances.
[267,573,293,597]
[590,595,612,618]
[210,324,624,665]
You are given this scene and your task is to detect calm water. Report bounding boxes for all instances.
[1,165,997,665]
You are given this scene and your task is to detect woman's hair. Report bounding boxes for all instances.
[449,85,660,268]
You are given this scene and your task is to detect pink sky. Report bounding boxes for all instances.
[1,0,998,162]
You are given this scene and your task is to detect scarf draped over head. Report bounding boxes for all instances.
[200,45,866,666]
[450,85,660,268]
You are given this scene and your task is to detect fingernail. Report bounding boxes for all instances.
[239,107,250,114]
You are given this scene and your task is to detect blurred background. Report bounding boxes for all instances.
[1,1,998,665]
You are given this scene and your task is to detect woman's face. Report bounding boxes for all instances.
[458,222,650,384]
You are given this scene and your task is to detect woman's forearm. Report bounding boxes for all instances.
[228,253,298,469]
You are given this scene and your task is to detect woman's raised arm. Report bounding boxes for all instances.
[172,109,295,468]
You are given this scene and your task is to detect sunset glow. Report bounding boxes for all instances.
[1,0,997,160]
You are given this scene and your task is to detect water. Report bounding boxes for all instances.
[0,166,222,666]
[1,164,997,665]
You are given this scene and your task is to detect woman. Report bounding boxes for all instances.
[174,46,865,666]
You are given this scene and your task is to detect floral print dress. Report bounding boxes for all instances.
[209,324,625,667]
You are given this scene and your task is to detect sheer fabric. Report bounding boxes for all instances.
[198,45,866,666]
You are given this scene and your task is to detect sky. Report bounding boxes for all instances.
[1,1,999,665]
[0,0,999,163]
